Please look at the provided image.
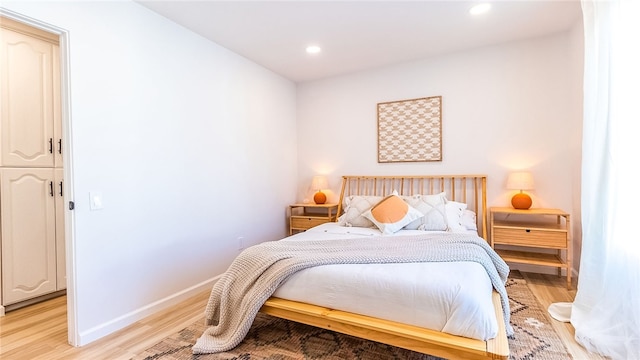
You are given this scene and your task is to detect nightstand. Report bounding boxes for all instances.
[289,203,338,235]
[490,207,571,288]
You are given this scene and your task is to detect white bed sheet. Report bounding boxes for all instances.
[272,222,499,340]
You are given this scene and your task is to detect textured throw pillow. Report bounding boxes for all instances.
[461,209,478,231]
[363,194,423,234]
[445,201,468,232]
[445,201,478,232]
[401,192,448,231]
[338,195,384,228]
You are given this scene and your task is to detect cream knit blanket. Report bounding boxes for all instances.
[192,233,512,354]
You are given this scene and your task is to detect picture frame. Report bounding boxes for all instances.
[377,96,442,163]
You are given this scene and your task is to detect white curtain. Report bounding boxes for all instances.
[570,1,640,359]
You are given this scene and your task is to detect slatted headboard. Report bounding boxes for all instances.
[336,175,488,239]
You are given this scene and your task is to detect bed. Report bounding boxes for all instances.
[194,175,510,360]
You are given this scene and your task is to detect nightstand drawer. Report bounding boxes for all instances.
[493,227,567,248]
[289,203,338,235]
[290,216,329,230]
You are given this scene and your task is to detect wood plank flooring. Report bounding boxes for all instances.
[0,272,607,360]
[521,272,608,360]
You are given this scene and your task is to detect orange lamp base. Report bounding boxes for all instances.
[314,191,327,204]
[511,192,532,210]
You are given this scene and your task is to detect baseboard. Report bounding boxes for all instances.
[76,275,220,346]
[4,290,66,312]
[0,305,5,317]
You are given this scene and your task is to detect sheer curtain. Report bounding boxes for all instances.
[570,0,640,359]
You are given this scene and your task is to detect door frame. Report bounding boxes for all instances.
[0,9,79,346]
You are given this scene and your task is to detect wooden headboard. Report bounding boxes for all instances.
[337,175,488,240]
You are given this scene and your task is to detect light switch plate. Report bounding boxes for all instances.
[90,192,103,210]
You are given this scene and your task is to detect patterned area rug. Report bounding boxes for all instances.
[505,277,571,360]
[132,276,571,360]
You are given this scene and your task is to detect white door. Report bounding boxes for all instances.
[55,168,65,290]
[0,27,56,167]
[53,44,63,168]
[1,168,57,304]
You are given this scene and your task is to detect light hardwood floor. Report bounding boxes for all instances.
[0,272,607,360]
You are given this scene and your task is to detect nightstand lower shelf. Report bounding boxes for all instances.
[496,249,565,267]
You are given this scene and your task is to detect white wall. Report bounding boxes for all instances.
[297,30,583,273]
[2,1,297,345]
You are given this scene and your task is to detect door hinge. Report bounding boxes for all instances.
[68,201,75,210]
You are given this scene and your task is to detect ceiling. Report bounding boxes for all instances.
[137,1,582,83]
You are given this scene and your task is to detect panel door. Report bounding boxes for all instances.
[55,168,65,290]
[1,168,57,305]
[0,28,56,167]
[53,44,63,167]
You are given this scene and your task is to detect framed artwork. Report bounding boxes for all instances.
[377,96,442,163]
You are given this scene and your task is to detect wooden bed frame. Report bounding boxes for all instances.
[260,175,509,360]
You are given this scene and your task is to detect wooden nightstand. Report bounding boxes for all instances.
[289,203,338,235]
[490,207,571,288]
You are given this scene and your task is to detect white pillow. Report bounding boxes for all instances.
[461,209,478,231]
[401,192,448,231]
[445,201,478,232]
[445,201,467,232]
[363,194,424,234]
[338,195,384,228]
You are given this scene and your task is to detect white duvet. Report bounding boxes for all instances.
[272,222,499,341]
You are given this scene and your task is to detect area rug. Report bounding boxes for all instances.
[132,276,571,360]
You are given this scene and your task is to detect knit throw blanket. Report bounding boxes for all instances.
[192,233,512,354]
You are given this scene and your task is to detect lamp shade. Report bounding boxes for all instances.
[506,171,534,209]
[311,175,328,191]
[506,171,535,191]
[311,176,328,204]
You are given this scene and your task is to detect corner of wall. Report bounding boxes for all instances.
[76,275,219,346]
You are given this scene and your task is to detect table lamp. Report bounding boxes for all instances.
[311,175,328,204]
[506,171,534,210]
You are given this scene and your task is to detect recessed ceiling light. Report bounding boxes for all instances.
[469,3,491,15]
[306,45,321,54]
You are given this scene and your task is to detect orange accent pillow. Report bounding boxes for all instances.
[363,194,423,234]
